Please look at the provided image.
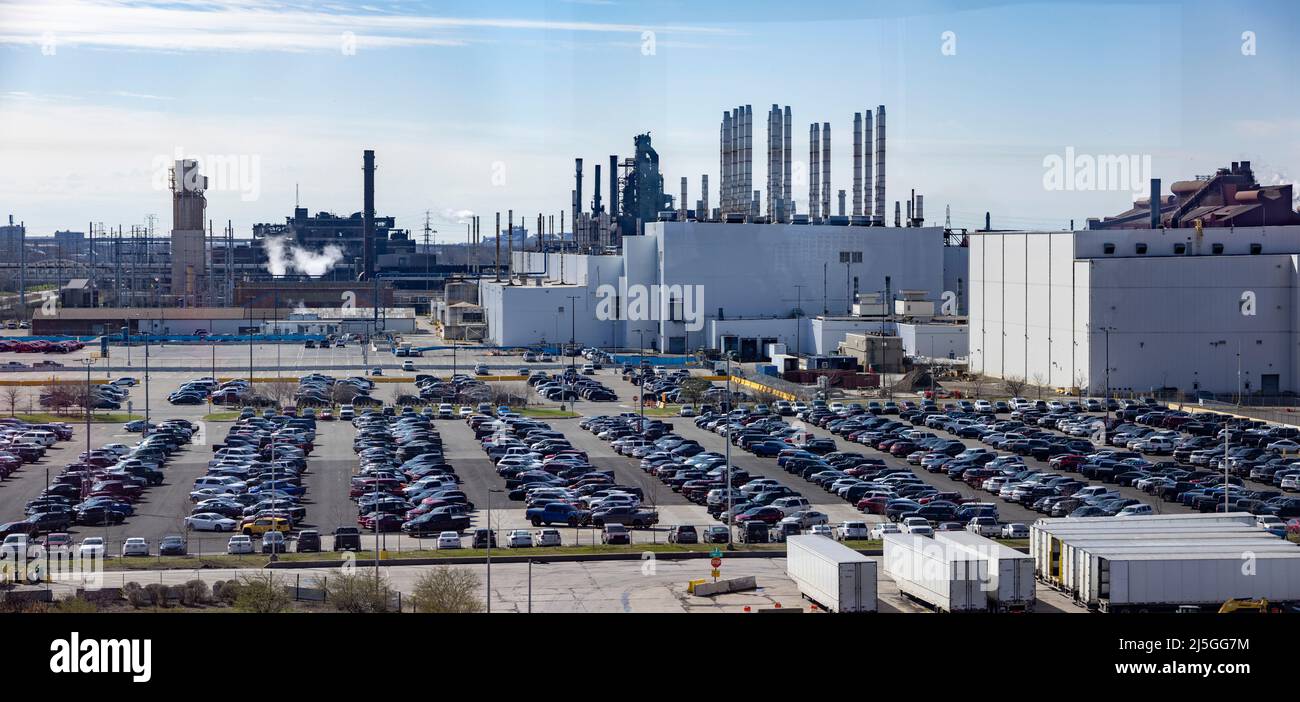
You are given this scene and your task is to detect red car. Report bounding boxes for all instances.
[733,506,783,524]
[857,496,888,514]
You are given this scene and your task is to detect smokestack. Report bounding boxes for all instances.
[767,105,777,220]
[894,201,901,228]
[916,194,924,226]
[906,198,912,226]
[1150,178,1161,229]
[985,211,991,231]
[507,209,514,283]
[743,105,753,216]
[783,106,793,220]
[853,113,863,217]
[838,190,846,217]
[574,157,583,220]
[809,123,820,219]
[594,164,602,214]
[362,149,375,280]
[701,174,709,220]
[863,109,873,221]
[821,122,831,221]
[609,155,618,220]
[874,105,886,225]
[720,112,730,213]
[680,176,688,220]
[494,212,501,282]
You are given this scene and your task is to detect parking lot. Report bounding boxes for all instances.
[2,341,1295,574]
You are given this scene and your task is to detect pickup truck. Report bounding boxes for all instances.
[526,502,591,527]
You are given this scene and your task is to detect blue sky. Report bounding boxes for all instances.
[0,0,1296,241]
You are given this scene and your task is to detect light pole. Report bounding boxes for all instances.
[122,325,130,368]
[78,358,94,464]
[724,350,734,547]
[634,329,646,421]
[486,487,502,613]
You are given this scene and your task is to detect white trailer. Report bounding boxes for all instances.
[785,535,877,613]
[1030,516,1259,579]
[882,533,985,612]
[935,531,1036,612]
[1079,548,1300,612]
[1060,537,1292,595]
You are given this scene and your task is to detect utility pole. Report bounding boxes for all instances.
[724,351,734,547]
[792,284,805,359]
[423,210,436,312]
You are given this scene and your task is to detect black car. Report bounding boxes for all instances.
[471,528,497,549]
[332,526,362,551]
[737,520,769,543]
[296,529,322,552]
[159,535,187,556]
[76,507,126,526]
[702,525,730,544]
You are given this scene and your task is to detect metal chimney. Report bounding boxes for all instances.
[680,176,688,220]
[594,163,602,214]
[863,109,873,221]
[853,113,863,216]
[743,105,753,216]
[916,194,924,226]
[809,123,820,219]
[783,106,793,220]
[701,174,709,220]
[894,200,901,228]
[719,114,728,213]
[874,105,886,225]
[821,122,831,221]
[1150,178,1161,229]
[362,149,375,280]
[574,158,583,228]
[609,155,618,220]
[838,189,846,217]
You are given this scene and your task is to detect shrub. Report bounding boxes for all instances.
[410,567,482,613]
[316,571,394,613]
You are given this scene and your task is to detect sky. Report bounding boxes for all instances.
[0,0,1297,242]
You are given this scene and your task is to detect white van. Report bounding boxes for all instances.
[18,430,56,447]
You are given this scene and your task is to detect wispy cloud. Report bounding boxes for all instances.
[0,0,729,53]
[108,90,173,101]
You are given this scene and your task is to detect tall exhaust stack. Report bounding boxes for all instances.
[609,155,618,220]
[593,163,602,214]
[874,105,886,225]
[701,174,709,220]
[680,176,688,220]
[809,123,820,219]
[1150,178,1161,229]
[362,149,375,280]
[767,105,777,220]
[916,194,924,226]
[783,106,793,220]
[852,112,863,216]
[719,115,728,213]
[821,122,831,221]
[743,105,753,216]
[863,109,873,221]
[838,190,846,217]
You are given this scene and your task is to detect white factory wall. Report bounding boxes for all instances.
[1085,254,1298,395]
[898,322,968,360]
[491,222,948,352]
[480,280,617,347]
[648,222,945,322]
[1075,224,1300,258]
[708,317,809,357]
[971,226,1300,395]
[970,232,1087,389]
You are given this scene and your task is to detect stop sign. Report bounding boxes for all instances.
[710,557,722,568]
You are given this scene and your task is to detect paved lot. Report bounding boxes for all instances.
[43,556,1087,613]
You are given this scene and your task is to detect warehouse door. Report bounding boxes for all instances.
[1261,374,1280,395]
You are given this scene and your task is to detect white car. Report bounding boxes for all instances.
[226,535,255,554]
[435,531,462,550]
[1116,504,1154,517]
[678,405,696,417]
[78,537,106,559]
[533,528,562,547]
[121,538,150,557]
[402,360,416,372]
[458,406,473,418]
[966,517,1001,537]
[185,513,238,532]
[901,516,931,534]
[505,529,533,548]
[1000,523,1029,539]
[808,524,835,538]
[781,510,829,529]
[836,521,870,540]
[1268,439,1300,455]
[869,522,901,540]
[437,403,455,419]
[339,404,355,420]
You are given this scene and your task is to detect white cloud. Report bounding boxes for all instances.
[0,0,729,53]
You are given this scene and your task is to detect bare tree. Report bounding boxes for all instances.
[967,374,986,400]
[1031,372,1046,400]
[1,386,22,416]
[40,383,73,415]
[1003,375,1027,398]
[678,377,712,408]
[262,380,298,408]
[331,382,359,405]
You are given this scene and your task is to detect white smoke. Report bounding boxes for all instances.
[1259,170,1300,209]
[262,235,345,277]
[443,208,475,224]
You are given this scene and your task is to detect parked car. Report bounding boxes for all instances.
[436,531,463,549]
[296,529,322,552]
[533,528,562,547]
[158,535,187,556]
[1000,523,1029,539]
[667,525,699,544]
[332,526,362,551]
[227,534,254,554]
[120,537,149,557]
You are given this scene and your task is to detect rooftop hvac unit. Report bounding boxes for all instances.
[894,298,935,319]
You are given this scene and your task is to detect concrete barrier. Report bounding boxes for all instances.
[692,575,758,597]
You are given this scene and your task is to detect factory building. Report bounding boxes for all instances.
[971,168,1300,397]
[481,220,963,358]
[970,223,1300,397]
